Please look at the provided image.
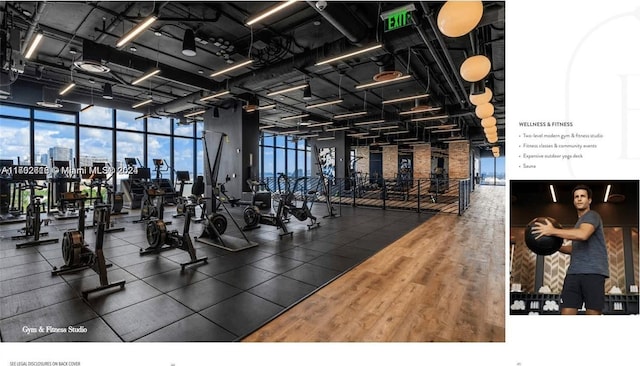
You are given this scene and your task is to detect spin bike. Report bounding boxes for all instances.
[134,184,171,225]
[51,194,126,299]
[85,177,125,234]
[242,179,292,238]
[12,179,59,248]
[277,174,320,230]
[141,202,208,270]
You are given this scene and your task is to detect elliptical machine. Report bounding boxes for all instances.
[141,202,208,270]
[52,195,126,299]
[12,171,59,249]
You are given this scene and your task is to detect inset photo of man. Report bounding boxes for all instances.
[509,180,639,315]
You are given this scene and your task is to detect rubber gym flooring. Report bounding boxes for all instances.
[0,203,434,342]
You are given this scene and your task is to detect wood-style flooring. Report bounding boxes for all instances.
[243,185,505,342]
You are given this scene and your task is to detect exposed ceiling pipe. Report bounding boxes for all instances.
[420,2,471,107]
[306,1,370,47]
[17,1,47,54]
[413,20,466,109]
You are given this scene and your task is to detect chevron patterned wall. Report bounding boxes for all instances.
[605,228,625,291]
[510,228,536,293]
[542,227,626,293]
[511,226,637,294]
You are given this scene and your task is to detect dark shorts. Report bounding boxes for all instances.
[560,274,606,311]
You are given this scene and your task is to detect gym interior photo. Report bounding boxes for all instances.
[509,180,639,315]
[0,1,505,341]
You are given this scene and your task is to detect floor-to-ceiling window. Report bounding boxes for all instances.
[258,133,309,191]
[480,155,506,186]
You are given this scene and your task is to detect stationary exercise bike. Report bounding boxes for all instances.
[141,203,208,270]
[242,179,292,238]
[134,184,171,225]
[85,176,125,234]
[52,195,126,299]
[12,178,59,248]
[173,170,192,218]
[277,174,320,230]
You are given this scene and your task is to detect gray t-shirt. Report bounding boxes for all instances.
[567,210,609,277]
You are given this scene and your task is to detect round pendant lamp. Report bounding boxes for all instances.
[475,103,494,119]
[461,55,491,82]
[487,135,498,143]
[437,1,484,38]
[481,116,497,128]
[483,125,497,135]
[470,87,493,105]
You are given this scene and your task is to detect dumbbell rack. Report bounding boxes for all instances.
[510,292,639,315]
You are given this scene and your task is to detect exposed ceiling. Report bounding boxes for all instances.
[0,1,505,152]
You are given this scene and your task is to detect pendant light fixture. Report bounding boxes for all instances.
[182,29,197,57]
[437,1,484,38]
[102,83,113,99]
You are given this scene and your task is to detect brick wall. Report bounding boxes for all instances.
[448,140,470,179]
[413,144,431,179]
[354,146,369,175]
[382,145,398,178]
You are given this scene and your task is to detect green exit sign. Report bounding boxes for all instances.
[385,10,413,32]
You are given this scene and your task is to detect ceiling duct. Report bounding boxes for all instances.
[74,39,111,73]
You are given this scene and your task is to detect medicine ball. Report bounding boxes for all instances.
[524,217,563,256]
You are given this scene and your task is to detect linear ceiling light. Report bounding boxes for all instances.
[132,69,161,85]
[370,125,399,131]
[134,113,159,120]
[184,109,207,118]
[315,44,383,66]
[58,82,76,96]
[604,184,611,203]
[325,126,351,132]
[259,124,275,130]
[431,128,461,133]
[355,75,411,89]
[550,185,557,203]
[307,121,334,127]
[246,0,297,26]
[306,99,343,109]
[211,60,254,78]
[266,84,307,96]
[200,90,231,102]
[411,115,449,122]
[116,15,157,48]
[317,136,336,141]
[299,134,319,138]
[80,104,94,112]
[399,106,442,115]
[347,132,369,137]
[354,119,385,126]
[282,129,307,135]
[132,98,153,108]
[281,113,309,121]
[424,124,457,129]
[395,137,419,142]
[24,32,44,59]
[382,93,430,104]
[334,111,367,119]
[259,104,276,110]
[383,130,409,135]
